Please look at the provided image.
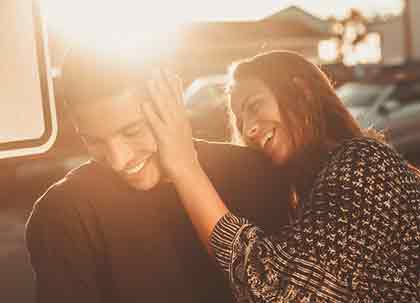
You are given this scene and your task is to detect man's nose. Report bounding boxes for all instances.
[106,139,134,172]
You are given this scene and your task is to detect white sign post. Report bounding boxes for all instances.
[0,0,57,159]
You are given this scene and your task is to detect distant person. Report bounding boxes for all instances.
[143,51,420,302]
[25,47,291,303]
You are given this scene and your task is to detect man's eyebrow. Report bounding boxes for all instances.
[79,120,146,140]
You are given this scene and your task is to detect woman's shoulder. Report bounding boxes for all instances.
[314,137,400,191]
[328,136,404,169]
[308,136,420,216]
[315,136,418,191]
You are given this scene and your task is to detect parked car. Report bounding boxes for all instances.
[336,79,420,164]
[184,74,231,142]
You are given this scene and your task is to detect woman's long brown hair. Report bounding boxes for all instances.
[227,50,387,209]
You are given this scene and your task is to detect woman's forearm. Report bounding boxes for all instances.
[171,163,229,253]
[142,70,229,253]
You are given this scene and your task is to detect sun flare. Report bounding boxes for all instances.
[41,0,185,59]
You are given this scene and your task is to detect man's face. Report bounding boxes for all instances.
[71,91,162,191]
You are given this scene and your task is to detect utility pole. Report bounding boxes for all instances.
[403,0,413,61]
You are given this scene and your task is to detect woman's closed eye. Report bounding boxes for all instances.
[246,100,260,114]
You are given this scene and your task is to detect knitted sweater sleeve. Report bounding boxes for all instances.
[210,138,420,302]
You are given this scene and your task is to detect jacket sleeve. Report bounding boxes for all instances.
[26,181,106,303]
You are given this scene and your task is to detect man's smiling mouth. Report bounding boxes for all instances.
[124,155,152,176]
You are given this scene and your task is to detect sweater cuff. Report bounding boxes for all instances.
[209,212,250,273]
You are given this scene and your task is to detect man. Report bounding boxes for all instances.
[26,47,290,302]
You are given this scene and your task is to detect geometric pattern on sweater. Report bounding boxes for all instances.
[210,137,420,303]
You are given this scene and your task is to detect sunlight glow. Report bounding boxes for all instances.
[41,0,184,59]
[41,0,401,61]
[157,0,404,21]
[318,33,381,65]
[345,32,382,65]
[318,39,339,62]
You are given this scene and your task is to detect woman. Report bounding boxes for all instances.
[142,51,420,302]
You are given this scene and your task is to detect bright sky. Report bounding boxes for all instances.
[41,0,404,58]
[181,0,404,20]
[43,0,404,27]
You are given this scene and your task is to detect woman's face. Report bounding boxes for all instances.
[230,77,293,165]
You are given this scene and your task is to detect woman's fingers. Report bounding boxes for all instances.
[148,69,186,124]
[164,70,185,108]
[158,69,185,117]
[142,70,198,181]
[147,78,170,123]
[140,101,164,140]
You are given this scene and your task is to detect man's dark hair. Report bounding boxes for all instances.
[61,47,154,107]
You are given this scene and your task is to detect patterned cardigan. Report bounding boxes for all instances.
[210,137,420,302]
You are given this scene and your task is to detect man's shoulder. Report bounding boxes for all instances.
[194,139,259,157]
[25,161,112,265]
[194,140,273,173]
[28,160,115,220]
[42,160,105,197]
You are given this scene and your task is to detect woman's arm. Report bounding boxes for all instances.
[169,162,228,253]
[141,70,228,251]
[142,70,352,302]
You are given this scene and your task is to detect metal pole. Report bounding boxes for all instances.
[404,0,413,61]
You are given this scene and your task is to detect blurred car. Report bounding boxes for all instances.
[336,79,420,164]
[184,74,232,142]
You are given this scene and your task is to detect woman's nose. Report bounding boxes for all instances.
[245,124,259,139]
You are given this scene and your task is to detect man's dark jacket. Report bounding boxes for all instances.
[26,141,290,303]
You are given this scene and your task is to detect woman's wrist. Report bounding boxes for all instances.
[170,157,229,250]
[169,158,204,186]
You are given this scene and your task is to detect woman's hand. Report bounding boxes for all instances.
[143,70,229,251]
[141,69,201,181]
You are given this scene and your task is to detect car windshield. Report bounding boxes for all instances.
[389,101,420,120]
[186,83,226,105]
[184,75,228,106]
[336,82,384,107]
[391,81,420,104]
[386,81,420,119]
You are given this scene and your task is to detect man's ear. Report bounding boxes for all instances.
[292,76,312,100]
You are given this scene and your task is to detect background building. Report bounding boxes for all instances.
[369,0,420,64]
